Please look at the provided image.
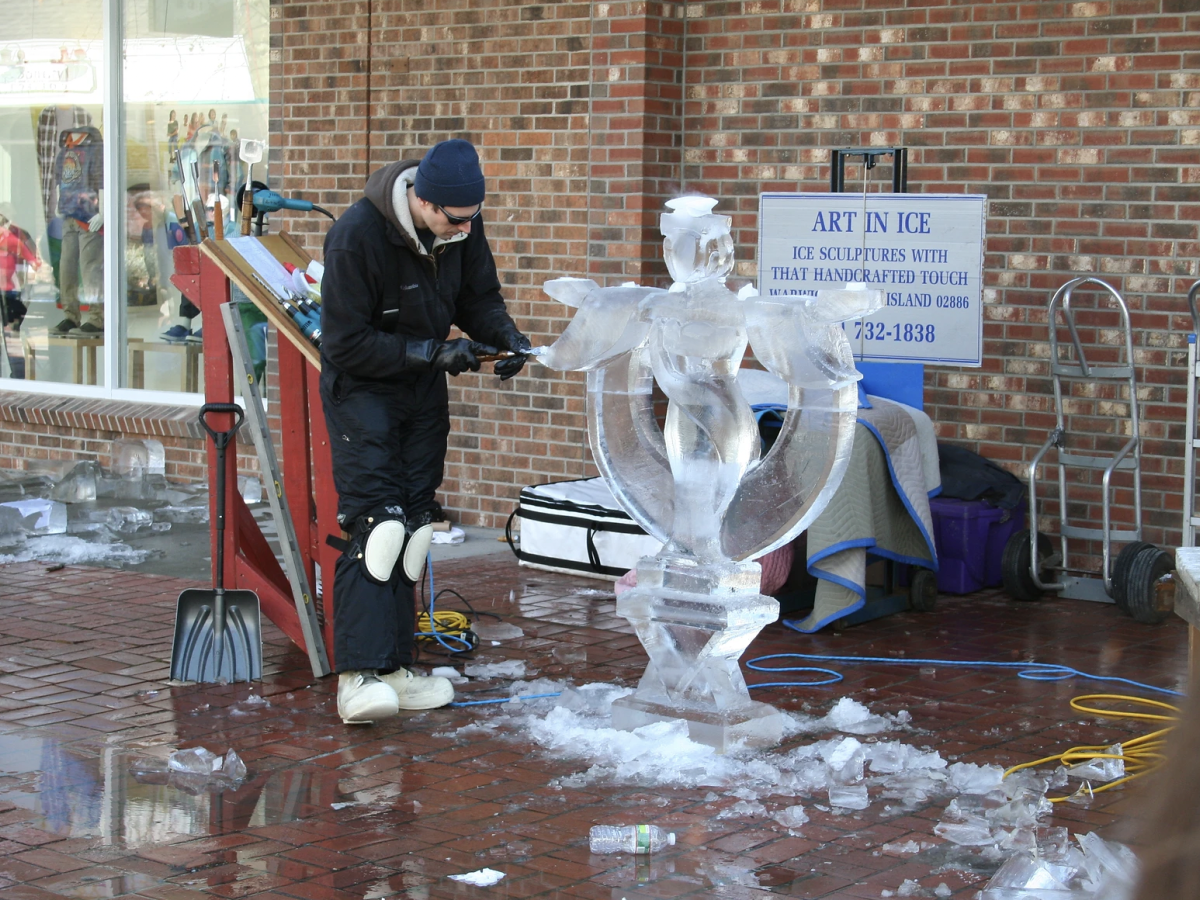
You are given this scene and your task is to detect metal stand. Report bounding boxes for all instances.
[219,301,329,677]
[999,275,1175,624]
[830,147,908,193]
[1183,281,1200,547]
[171,241,338,676]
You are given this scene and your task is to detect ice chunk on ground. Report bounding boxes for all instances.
[1066,744,1124,783]
[787,697,909,736]
[0,534,149,566]
[0,504,24,542]
[464,659,527,679]
[473,621,525,641]
[169,746,221,775]
[448,868,505,886]
[947,761,1005,794]
[828,784,869,809]
[896,880,925,896]
[821,736,865,784]
[867,740,947,775]
[156,746,246,791]
[112,438,165,477]
[552,645,587,664]
[107,506,154,534]
[934,814,994,846]
[717,799,766,818]
[50,462,98,503]
[1074,831,1139,895]
[933,886,951,898]
[985,854,1072,892]
[879,770,948,804]
[773,804,808,829]
[1,498,68,535]
[554,682,632,713]
[154,504,209,525]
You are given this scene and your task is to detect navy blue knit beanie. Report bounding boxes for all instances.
[414,139,485,208]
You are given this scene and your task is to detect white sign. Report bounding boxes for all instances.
[758,192,986,366]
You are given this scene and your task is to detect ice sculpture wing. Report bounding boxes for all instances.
[535,279,664,372]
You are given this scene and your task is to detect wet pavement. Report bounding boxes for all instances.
[0,553,1187,899]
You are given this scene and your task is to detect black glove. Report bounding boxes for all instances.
[494,327,531,381]
[430,339,496,376]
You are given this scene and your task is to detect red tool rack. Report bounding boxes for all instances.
[171,237,337,676]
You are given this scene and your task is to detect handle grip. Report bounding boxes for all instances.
[198,403,245,450]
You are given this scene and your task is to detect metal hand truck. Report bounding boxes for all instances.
[1001,276,1171,624]
[1181,281,1200,548]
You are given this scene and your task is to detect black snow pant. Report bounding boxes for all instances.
[319,365,450,673]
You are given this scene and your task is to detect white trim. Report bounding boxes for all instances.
[0,378,113,400]
[0,377,205,408]
[103,0,125,389]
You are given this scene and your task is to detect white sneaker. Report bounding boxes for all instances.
[337,671,400,724]
[377,667,454,710]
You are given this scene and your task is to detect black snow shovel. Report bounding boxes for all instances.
[170,403,262,682]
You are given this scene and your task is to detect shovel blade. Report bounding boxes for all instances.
[170,588,263,683]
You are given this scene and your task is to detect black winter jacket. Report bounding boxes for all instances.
[319,159,517,382]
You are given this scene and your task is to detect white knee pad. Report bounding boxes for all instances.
[402,524,433,583]
[362,519,407,583]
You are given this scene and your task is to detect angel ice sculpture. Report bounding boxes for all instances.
[534,195,883,750]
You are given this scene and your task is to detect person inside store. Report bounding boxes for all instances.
[0,203,41,331]
[319,138,530,725]
[51,125,104,335]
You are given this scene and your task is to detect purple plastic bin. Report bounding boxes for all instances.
[928,497,1025,595]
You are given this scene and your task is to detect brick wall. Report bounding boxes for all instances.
[270,0,1200,550]
[0,394,260,485]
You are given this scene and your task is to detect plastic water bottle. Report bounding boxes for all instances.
[588,824,675,854]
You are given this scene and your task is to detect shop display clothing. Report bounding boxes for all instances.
[59,218,103,328]
[55,127,104,328]
[319,158,520,673]
[37,105,93,223]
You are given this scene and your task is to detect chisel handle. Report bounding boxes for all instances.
[240,193,254,236]
[172,195,195,244]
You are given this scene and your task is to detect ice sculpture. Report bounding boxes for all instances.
[534,195,883,750]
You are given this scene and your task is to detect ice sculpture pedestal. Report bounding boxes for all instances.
[610,555,785,752]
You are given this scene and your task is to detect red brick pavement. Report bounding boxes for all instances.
[0,556,1187,899]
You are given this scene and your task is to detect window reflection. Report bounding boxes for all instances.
[0,0,268,392]
[0,5,105,383]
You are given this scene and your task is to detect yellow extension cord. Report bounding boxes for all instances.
[416,610,472,642]
[1003,694,1179,802]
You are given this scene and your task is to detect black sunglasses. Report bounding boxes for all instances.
[434,203,482,226]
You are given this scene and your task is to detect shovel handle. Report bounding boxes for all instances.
[199,403,244,596]
[198,403,245,450]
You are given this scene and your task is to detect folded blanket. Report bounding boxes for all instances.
[787,396,939,632]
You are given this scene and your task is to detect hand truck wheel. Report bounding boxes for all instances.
[909,568,938,612]
[1124,546,1174,625]
[1002,529,1053,602]
[1111,540,1153,614]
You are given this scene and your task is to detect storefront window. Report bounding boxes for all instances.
[121,0,269,393]
[1,1,105,385]
[0,0,269,396]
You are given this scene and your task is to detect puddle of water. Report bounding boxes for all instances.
[0,732,342,847]
[39,871,160,900]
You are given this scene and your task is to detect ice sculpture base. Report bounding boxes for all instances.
[613,555,783,752]
[611,694,784,753]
